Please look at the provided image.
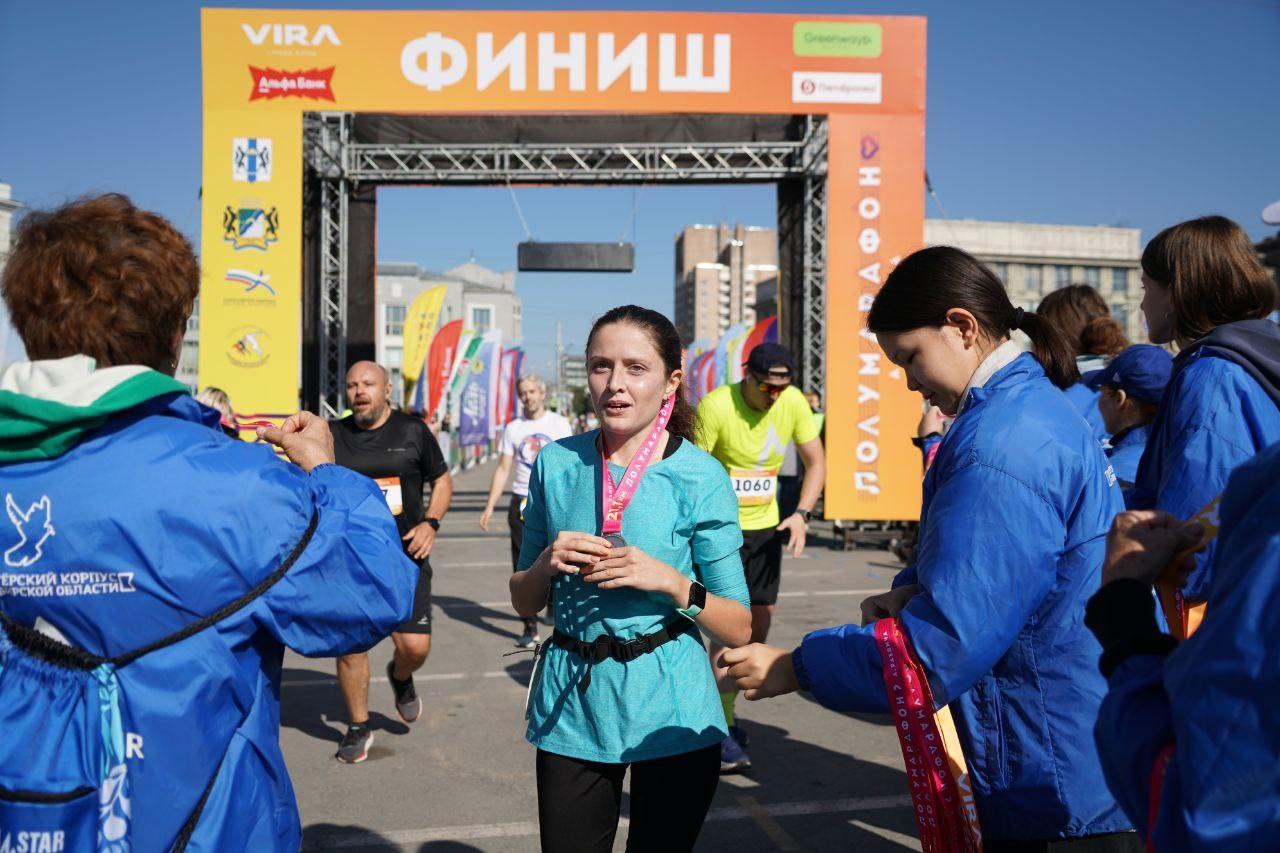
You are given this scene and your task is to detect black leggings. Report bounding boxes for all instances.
[536,744,720,853]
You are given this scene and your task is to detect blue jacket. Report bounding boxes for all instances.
[793,354,1130,841]
[0,379,415,849]
[1107,423,1151,501]
[1064,382,1110,446]
[1094,440,1280,851]
[1128,320,1280,600]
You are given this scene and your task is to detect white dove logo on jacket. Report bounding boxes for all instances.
[5,494,55,568]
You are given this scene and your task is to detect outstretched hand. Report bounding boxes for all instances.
[257,411,335,472]
[720,643,799,700]
[1102,510,1204,587]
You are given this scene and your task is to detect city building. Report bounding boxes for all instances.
[559,352,587,391]
[924,219,1145,342]
[0,183,26,365]
[674,223,778,344]
[175,302,201,391]
[377,259,522,405]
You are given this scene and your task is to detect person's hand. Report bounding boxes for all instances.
[777,513,808,558]
[257,411,335,472]
[720,644,799,700]
[1103,510,1204,587]
[918,405,946,437]
[479,506,494,531]
[402,521,437,560]
[860,584,919,626]
[581,545,687,599]
[534,531,613,578]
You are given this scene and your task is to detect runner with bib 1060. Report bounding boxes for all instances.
[697,342,825,773]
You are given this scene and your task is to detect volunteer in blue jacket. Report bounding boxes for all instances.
[1085,440,1280,850]
[1128,215,1280,603]
[0,194,417,850]
[510,305,751,853]
[1084,344,1174,500]
[1039,285,1130,445]
[724,246,1138,851]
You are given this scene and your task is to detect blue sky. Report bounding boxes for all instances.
[2,0,1277,377]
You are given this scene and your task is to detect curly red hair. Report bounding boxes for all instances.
[1,193,199,371]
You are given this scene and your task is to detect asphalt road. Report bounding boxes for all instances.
[282,458,919,852]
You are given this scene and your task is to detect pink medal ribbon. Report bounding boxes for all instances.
[599,394,675,546]
[875,617,983,853]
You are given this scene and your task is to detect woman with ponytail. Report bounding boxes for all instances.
[510,305,751,852]
[723,247,1139,851]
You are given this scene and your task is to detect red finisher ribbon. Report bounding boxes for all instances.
[600,394,675,537]
[875,617,983,853]
[1145,743,1176,853]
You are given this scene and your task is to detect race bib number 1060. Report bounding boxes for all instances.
[730,467,779,507]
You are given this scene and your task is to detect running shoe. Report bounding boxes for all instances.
[516,620,539,650]
[335,724,373,764]
[386,661,422,724]
[728,723,750,748]
[720,734,752,774]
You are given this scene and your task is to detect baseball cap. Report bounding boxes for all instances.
[744,342,795,378]
[1083,344,1173,403]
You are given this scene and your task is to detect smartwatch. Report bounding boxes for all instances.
[425,517,441,531]
[677,580,707,621]
[797,508,813,524]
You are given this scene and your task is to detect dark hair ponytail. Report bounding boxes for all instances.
[586,305,698,442]
[866,246,1080,389]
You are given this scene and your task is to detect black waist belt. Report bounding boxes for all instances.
[550,618,695,693]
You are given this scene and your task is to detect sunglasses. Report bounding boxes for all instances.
[750,370,792,397]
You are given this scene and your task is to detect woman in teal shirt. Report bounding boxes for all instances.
[511,305,752,853]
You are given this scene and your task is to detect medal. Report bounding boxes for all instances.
[604,533,627,549]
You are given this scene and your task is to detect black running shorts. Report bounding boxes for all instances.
[393,558,433,635]
[740,527,784,606]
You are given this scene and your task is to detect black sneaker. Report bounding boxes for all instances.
[515,619,539,650]
[386,661,422,723]
[336,724,373,764]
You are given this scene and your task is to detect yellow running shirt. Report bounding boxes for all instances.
[696,383,820,531]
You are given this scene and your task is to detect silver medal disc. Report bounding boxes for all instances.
[604,533,627,549]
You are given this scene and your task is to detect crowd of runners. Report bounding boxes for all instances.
[0,194,1278,852]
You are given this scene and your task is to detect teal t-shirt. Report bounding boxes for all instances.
[517,431,750,763]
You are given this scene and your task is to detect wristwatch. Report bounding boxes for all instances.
[425,517,441,531]
[797,508,813,524]
[677,580,707,621]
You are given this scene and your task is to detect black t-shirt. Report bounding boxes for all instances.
[330,410,448,539]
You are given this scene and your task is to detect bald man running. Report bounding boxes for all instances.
[328,361,454,763]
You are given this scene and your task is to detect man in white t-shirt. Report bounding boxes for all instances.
[480,374,573,648]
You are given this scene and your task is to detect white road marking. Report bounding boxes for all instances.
[848,817,919,847]
[302,794,912,848]
[285,670,530,689]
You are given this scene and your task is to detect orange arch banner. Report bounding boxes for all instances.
[199,9,927,520]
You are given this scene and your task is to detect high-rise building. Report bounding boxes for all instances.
[560,352,587,390]
[0,183,26,366]
[376,259,522,405]
[924,219,1146,343]
[674,223,778,343]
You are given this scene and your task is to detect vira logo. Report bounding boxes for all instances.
[401,32,730,94]
[241,23,341,47]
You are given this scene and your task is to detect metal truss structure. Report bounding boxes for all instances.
[304,111,828,418]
